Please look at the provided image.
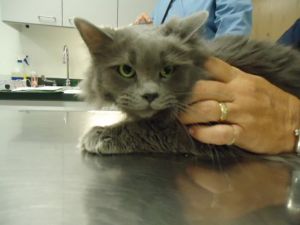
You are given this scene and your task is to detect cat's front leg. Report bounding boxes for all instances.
[79,125,134,155]
[80,126,109,154]
[80,119,196,155]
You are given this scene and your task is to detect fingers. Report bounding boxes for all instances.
[179,101,235,124]
[134,12,152,25]
[188,80,234,104]
[205,57,240,83]
[189,124,242,146]
[179,101,220,124]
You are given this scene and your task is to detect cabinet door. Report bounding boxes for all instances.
[118,0,157,27]
[1,0,62,26]
[63,0,117,28]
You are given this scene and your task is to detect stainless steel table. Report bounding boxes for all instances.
[0,110,299,225]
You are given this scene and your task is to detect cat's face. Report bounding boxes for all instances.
[75,12,209,118]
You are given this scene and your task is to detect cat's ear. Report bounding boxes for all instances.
[160,11,208,42]
[74,18,114,54]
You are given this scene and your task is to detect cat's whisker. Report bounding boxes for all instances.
[204,143,214,165]
[198,144,212,164]
[157,96,177,104]
[173,92,193,96]
[212,146,224,173]
[175,103,204,119]
[154,95,179,108]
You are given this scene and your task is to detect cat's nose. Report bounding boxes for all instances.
[142,93,159,103]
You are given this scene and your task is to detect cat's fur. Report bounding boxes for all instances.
[75,12,300,156]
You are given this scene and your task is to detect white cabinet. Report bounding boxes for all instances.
[1,0,156,28]
[1,0,62,26]
[63,0,117,27]
[117,0,157,27]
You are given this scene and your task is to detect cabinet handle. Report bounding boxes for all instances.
[38,16,57,23]
[68,18,74,26]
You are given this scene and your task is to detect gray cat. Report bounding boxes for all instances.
[75,12,300,156]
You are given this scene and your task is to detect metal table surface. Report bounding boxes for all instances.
[0,110,299,225]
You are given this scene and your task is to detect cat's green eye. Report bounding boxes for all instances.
[160,65,174,79]
[118,64,136,78]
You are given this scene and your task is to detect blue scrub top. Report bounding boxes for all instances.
[152,0,253,39]
[278,19,300,50]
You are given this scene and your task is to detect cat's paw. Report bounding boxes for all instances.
[79,126,115,154]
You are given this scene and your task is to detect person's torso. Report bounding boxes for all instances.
[152,0,216,39]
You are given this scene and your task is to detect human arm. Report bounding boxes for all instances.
[134,0,164,25]
[134,12,153,25]
[179,57,300,154]
[214,0,252,37]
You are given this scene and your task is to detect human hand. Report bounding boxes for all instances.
[177,161,289,223]
[133,12,153,25]
[179,57,300,154]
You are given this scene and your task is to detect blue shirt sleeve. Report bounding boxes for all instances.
[277,19,300,50]
[214,0,253,38]
[151,0,171,26]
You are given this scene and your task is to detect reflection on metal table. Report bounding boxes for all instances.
[0,110,299,225]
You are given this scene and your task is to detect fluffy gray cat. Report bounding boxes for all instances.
[75,12,300,156]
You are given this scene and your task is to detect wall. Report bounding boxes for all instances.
[18,0,157,79]
[0,1,89,79]
[0,22,90,79]
[252,0,300,42]
[0,1,21,78]
[0,0,156,80]
[20,25,89,79]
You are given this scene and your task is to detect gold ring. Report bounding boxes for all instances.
[227,126,236,146]
[218,102,228,121]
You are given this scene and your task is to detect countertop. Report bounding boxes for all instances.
[0,90,81,101]
[0,109,299,225]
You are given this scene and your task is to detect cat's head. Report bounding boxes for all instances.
[75,12,209,118]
